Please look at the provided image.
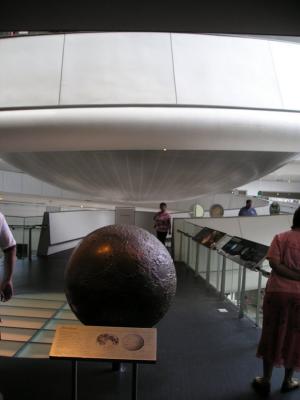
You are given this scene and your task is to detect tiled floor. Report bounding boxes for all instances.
[0,292,81,358]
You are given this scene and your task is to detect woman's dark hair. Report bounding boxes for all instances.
[160,202,167,208]
[292,207,300,229]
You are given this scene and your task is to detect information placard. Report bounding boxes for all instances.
[50,325,157,363]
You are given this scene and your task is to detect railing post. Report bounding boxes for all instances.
[216,253,221,291]
[195,245,200,277]
[206,249,211,285]
[179,232,183,262]
[237,265,242,306]
[220,256,226,299]
[186,235,191,268]
[28,227,33,261]
[238,266,247,319]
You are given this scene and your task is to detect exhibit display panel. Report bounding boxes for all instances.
[173,215,286,326]
[221,237,268,269]
[0,292,81,358]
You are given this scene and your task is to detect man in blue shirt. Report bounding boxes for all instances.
[239,199,257,217]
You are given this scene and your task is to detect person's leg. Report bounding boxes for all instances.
[263,359,273,382]
[161,232,167,245]
[157,231,167,245]
[252,293,275,395]
[252,359,273,395]
[281,294,300,392]
[281,368,299,392]
[156,231,163,243]
[284,368,294,382]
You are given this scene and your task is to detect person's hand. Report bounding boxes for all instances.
[0,280,13,302]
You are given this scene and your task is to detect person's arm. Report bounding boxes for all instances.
[0,214,16,301]
[269,258,300,281]
[1,246,16,301]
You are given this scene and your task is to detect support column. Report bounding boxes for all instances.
[132,363,139,400]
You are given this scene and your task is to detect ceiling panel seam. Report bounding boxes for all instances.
[267,41,284,109]
[169,33,178,105]
[57,34,66,106]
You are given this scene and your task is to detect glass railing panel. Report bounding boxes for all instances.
[242,268,262,323]
[175,222,272,327]
[225,260,242,307]
[189,240,197,271]
[198,246,208,279]
[182,234,188,264]
[208,250,223,291]
[30,227,42,255]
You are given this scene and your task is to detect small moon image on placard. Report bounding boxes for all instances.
[122,334,144,351]
[96,333,119,346]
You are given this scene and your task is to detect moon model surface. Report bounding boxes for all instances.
[65,225,177,327]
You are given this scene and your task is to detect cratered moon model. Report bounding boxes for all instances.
[65,225,177,327]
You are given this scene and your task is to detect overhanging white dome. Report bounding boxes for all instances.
[1,32,300,202]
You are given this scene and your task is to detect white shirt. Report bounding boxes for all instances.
[0,213,16,251]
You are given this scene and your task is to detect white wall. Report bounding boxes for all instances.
[49,210,115,245]
[187,214,293,246]
[43,209,169,255]
[135,211,156,235]
[173,214,293,261]
[173,215,294,293]
[0,203,46,217]
[45,210,115,255]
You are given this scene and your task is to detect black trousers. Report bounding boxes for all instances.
[156,231,168,245]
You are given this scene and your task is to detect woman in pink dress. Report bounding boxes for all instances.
[153,202,171,245]
[253,207,300,395]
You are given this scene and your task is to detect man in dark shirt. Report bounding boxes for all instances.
[239,199,257,217]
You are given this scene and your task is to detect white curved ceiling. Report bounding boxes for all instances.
[1,150,296,203]
[1,32,300,110]
[1,107,300,152]
[0,106,299,202]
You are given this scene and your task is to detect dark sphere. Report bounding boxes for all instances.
[65,225,176,327]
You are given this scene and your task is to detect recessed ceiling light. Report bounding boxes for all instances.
[80,205,84,208]
[162,147,167,152]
